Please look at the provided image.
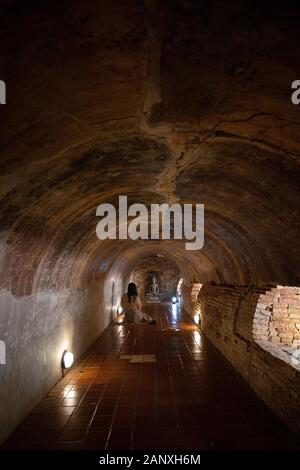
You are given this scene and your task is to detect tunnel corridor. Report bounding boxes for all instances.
[2,303,296,450]
[1,0,300,454]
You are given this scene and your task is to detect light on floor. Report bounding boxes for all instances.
[172,303,178,318]
[62,350,74,369]
[193,330,201,343]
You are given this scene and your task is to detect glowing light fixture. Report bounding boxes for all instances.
[194,314,200,325]
[62,350,74,369]
[117,305,123,315]
[172,303,178,318]
[172,296,177,303]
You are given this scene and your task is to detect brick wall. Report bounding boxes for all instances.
[253,286,300,348]
[191,283,203,303]
[191,284,300,434]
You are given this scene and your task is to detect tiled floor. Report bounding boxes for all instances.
[2,303,298,450]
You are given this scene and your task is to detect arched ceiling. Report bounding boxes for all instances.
[1,0,300,295]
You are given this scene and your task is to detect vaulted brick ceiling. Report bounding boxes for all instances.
[1,0,300,295]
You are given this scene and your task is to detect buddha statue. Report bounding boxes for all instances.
[148,274,159,295]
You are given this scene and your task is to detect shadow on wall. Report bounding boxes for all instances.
[190,284,300,435]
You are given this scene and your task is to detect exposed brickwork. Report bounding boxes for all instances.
[180,283,193,313]
[191,284,300,434]
[191,283,203,303]
[253,286,300,348]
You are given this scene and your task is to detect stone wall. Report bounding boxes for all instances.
[0,274,119,445]
[191,284,300,434]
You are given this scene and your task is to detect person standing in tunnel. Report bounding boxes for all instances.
[121,282,156,325]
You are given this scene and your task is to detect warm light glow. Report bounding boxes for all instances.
[194,314,200,325]
[177,278,183,297]
[172,303,178,318]
[62,351,74,369]
[117,305,123,315]
[193,330,201,343]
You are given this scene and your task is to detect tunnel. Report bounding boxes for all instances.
[0,0,300,453]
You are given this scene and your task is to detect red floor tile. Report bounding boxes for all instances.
[2,303,298,450]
